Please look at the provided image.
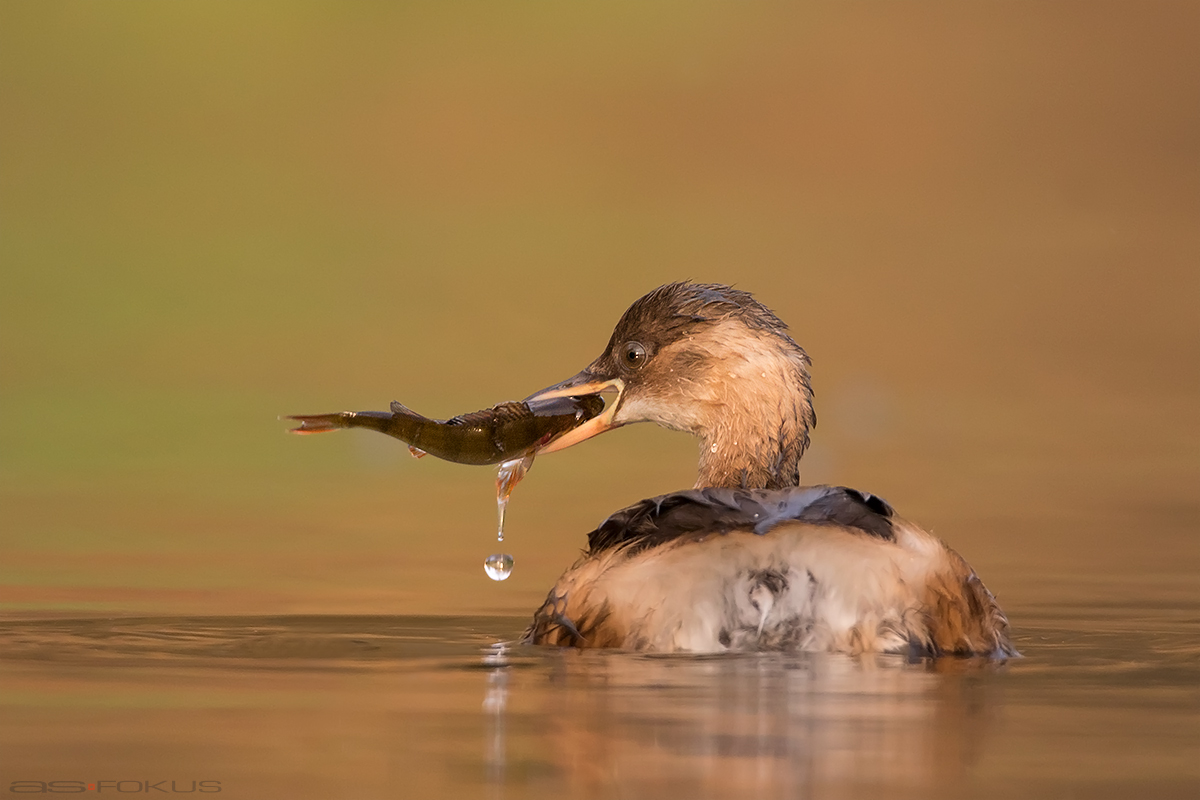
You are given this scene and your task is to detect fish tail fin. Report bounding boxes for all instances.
[285,413,353,434]
[286,410,398,437]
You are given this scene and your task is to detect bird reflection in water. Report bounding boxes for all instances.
[481,647,1002,799]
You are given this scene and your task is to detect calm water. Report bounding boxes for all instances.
[2,597,1197,800]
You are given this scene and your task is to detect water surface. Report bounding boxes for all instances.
[2,597,1196,800]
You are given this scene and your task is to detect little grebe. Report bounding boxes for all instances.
[520,282,1014,657]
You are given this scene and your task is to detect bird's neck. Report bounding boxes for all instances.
[694,384,815,491]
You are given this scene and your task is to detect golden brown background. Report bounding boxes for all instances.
[2,1,1197,619]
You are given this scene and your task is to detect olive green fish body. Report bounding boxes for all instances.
[287,395,604,466]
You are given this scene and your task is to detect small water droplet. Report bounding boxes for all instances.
[484,553,514,581]
[710,442,718,453]
[761,372,768,378]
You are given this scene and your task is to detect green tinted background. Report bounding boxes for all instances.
[2,2,1197,617]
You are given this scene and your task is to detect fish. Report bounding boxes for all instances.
[285,394,606,466]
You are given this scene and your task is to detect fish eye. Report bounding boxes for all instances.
[621,341,648,370]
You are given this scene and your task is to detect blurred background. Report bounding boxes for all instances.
[2,1,1197,620]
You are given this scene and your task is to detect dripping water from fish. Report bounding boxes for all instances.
[286,394,604,581]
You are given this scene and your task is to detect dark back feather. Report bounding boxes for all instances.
[587,485,896,556]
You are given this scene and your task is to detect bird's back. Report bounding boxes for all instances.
[524,486,1015,657]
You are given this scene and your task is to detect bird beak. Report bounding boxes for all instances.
[524,371,626,454]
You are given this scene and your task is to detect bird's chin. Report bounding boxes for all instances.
[608,394,700,436]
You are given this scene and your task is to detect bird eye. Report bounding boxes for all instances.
[621,341,648,370]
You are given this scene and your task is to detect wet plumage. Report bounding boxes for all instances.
[520,282,1015,657]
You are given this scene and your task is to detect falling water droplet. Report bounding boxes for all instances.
[488,456,533,581]
[495,455,534,543]
[484,553,514,581]
[496,495,509,543]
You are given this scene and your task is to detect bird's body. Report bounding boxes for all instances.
[517,282,1015,657]
[523,486,1012,656]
